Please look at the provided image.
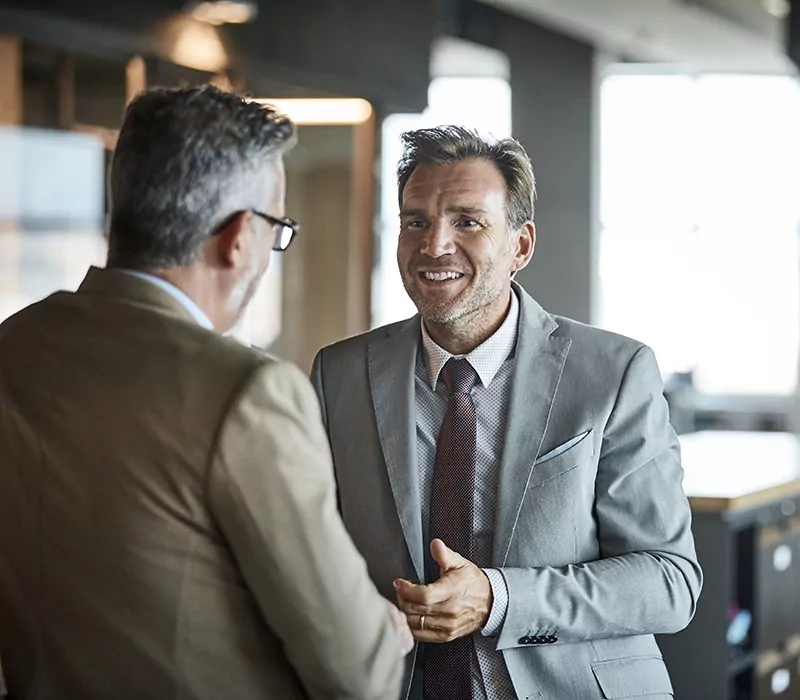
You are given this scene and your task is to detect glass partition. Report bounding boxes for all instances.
[0,126,107,324]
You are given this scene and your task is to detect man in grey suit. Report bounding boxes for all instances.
[312,126,702,699]
[0,86,409,700]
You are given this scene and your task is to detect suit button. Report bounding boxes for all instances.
[518,636,532,645]
[547,635,558,644]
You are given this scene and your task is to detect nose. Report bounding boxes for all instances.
[420,221,457,258]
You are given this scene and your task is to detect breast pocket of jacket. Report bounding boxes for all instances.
[591,656,673,698]
[527,429,595,491]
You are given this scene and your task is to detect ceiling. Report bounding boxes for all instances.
[478,0,796,73]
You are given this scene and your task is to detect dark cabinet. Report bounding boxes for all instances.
[756,523,800,652]
[659,431,800,700]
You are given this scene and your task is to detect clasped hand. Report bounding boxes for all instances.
[393,538,493,643]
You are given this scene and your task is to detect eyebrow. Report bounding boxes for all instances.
[399,206,488,217]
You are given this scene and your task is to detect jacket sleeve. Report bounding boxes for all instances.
[496,345,703,649]
[208,359,403,698]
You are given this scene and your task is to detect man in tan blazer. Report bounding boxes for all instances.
[0,86,408,700]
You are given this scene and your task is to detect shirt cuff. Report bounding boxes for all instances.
[481,568,509,636]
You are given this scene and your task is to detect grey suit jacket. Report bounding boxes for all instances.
[0,267,402,700]
[311,283,702,700]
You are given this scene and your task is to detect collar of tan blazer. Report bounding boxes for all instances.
[78,266,200,327]
[367,281,572,581]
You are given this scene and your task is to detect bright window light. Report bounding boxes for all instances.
[599,73,800,396]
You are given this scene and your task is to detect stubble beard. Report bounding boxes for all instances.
[229,257,268,331]
[402,262,505,329]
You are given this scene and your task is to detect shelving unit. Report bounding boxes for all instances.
[659,431,800,700]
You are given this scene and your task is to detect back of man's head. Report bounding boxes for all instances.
[107,86,296,271]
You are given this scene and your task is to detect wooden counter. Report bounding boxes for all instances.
[680,430,800,513]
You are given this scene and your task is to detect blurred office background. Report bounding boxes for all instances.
[3,1,800,698]
[4,0,800,428]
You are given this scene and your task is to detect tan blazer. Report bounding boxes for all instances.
[0,267,402,700]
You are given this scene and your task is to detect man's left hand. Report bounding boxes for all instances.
[394,538,493,643]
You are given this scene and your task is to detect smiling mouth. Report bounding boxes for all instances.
[419,270,465,282]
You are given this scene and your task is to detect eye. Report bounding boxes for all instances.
[457,217,481,228]
[404,218,428,230]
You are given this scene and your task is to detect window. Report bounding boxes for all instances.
[0,126,106,324]
[600,73,800,395]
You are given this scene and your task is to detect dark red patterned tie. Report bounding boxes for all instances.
[424,357,478,700]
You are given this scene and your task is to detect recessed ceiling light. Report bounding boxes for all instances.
[188,0,258,25]
[250,98,374,125]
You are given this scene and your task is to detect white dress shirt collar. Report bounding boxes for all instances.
[119,270,214,331]
[420,290,519,390]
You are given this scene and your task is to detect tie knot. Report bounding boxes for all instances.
[441,358,478,395]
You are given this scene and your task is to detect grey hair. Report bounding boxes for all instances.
[107,85,296,270]
[397,125,536,230]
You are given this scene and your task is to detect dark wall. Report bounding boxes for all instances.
[20,43,128,129]
[789,0,800,68]
[458,2,597,323]
[226,0,435,111]
[0,0,436,111]
[0,0,182,32]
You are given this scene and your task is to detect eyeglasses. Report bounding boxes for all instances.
[212,210,299,252]
[252,210,300,252]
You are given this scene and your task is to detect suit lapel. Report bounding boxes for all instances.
[494,284,571,566]
[368,318,426,582]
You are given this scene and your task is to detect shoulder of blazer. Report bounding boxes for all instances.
[513,283,645,373]
[550,314,644,357]
[320,315,420,361]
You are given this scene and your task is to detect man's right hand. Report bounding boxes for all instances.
[387,601,414,655]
